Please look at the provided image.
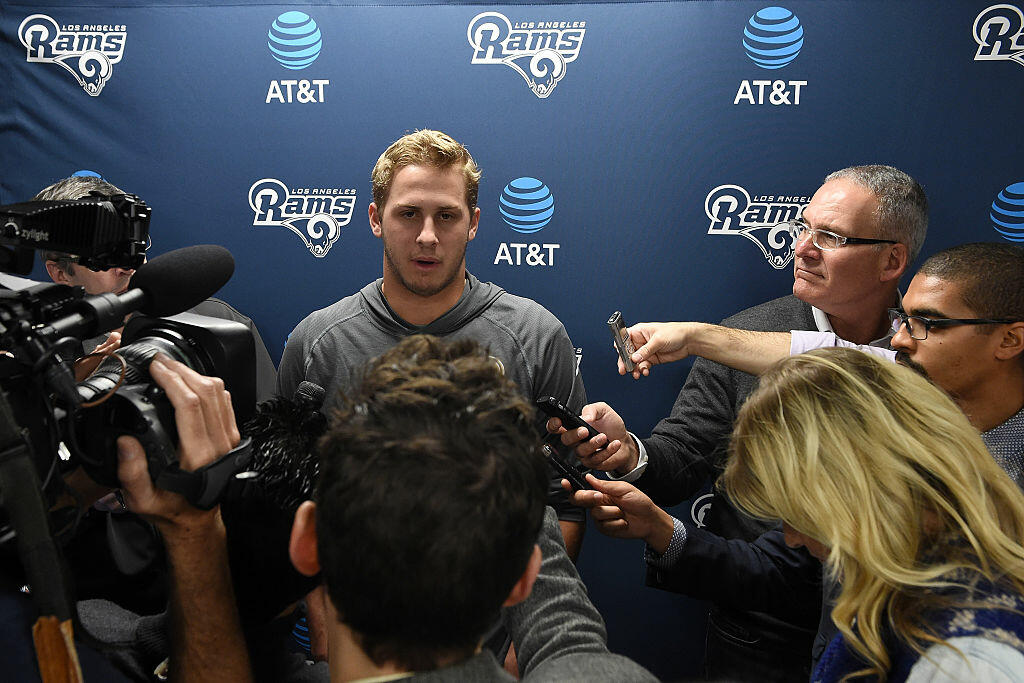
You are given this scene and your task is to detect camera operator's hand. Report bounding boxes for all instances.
[73,330,122,381]
[116,354,239,531]
[115,353,251,683]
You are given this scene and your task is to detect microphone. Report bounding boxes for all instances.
[44,244,234,342]
[230,382,327,510]
[131,244,234,317]
[221,383,328,623]
[294,380,326,410]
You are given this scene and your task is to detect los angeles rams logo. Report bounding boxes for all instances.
[974,4,1024,67]
[467,12,585,99]
[248,178,356,258]
[705,184,809,270]
[18,14,126,96]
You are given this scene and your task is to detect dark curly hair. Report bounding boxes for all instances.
[315,335,547,671]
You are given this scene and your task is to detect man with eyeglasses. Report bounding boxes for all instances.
[617,243,1023,474]
[35,173,278,401]
[29,174,280,642]
[565,241,1023,677]
[549,165,928,681]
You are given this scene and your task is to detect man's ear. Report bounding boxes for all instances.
[368,202,383,238]
[467,206,480,242]
[502,544,541,608]
[995,321,1024,362]
[289,500,321,577]
[45,260,71,285]
[879,243,909,283]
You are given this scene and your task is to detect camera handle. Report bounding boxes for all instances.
[156,437,253,510]
[111,386,254,510]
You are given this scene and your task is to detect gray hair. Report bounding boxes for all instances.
[825,165,928,264]
[34,176,125,268]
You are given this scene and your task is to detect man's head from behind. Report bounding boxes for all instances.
[35,175,136,295]
[290,335,547,671]
[371,129,481,212]
[793,165,927,314]
[893,242,1024,399]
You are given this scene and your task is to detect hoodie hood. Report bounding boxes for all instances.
[358,272,504,337]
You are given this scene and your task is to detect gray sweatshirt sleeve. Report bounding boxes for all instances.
[504,508,657,682]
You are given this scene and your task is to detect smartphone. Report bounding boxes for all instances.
[608,311,636,373]
[542,443,593,491]
[535,396,598,441]
[536,397,596,491]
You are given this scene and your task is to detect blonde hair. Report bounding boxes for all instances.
[371,129,481,211]
[721,348,1024,679]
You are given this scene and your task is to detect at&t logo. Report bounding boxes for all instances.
[18,14,126,96]
[705,184,810,269]
[991,182,1024,242]
[248,179,356,257]
[974,4,1024,68]
[494,177,560,266]
[265,12,329,104]
[467,12,586,99]
[734,6,807,106]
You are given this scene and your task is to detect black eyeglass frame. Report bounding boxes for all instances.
[888,308,1018,340]
[778,220,899,250]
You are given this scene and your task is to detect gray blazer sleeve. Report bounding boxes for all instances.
[504,508,657,682]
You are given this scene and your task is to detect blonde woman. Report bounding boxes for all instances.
[570,347,1024,681]
[720,348,1024,681]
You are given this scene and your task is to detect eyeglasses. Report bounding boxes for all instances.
[778,220,898,251]
[888,308,1018,340]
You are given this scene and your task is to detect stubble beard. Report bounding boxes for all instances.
[895,351,931,381]
[383,236,469,299]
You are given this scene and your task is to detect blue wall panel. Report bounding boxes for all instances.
[2,1,1022,678]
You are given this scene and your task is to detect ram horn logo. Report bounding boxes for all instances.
[505,49,567,99]
[18,14,125,96]
[248,178,355,258]
[467,12,585,99]
[690,493,714,528]
[705,184,805,270]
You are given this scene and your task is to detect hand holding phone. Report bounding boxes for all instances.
[541,443,593,491]
[536,396,598,440]
[536,397,596,491]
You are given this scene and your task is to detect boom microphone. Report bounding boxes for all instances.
[230,382,326,510]
[131,244,234,317]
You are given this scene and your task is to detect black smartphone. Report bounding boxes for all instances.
[542,443,593,491]
[608,311,636,373]
[535,396,598,441]
[536,396,596,491]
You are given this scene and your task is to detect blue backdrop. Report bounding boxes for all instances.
[2,1,1023,678]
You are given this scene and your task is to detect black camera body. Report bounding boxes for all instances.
[0,192,261,649]
[0,193,246,515]
[71,312,256,490]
